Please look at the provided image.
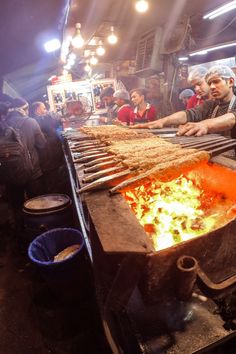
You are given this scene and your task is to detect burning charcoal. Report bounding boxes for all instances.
[191,217,205,230]
[181,221,187,230]
[173,230,181,243]
[144,224,156,234]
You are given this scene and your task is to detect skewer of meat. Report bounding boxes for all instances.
[121,148,198,170]
[110,151,210,194]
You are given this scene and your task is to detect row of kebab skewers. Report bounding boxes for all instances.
[65,125,236,194]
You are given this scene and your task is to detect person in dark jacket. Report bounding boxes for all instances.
[99,86,118,124]
[31,101,66,194]
[6,98,46,208]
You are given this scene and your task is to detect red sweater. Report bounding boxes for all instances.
[186,94,204,109]
[117,104,133,125]
[131,103,156,124]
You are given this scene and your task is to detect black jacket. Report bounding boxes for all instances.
[7,111,46,179]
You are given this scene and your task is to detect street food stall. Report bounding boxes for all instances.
[62,125,236,354]
[47,78,117,115]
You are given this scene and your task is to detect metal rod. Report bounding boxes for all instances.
[77,170,131,193]
[82,166,125,183]
[71,144,106,153]
[182,136,227,148]
[84,160,119,173]
[83,156,117,167]
[73,148,106,157]
[209,141,236,157]
[73,152,109,163]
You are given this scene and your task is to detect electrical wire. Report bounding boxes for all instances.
[194,15,236,41]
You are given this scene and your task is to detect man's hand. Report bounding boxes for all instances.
[99,116,108,124]
[113,118,126,126]
[130,120,165,129]
[177,122,209,136]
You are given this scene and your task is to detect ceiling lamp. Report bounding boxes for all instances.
[71,23,84,48]
[84,61,92,72]
[90,53,98,65]
[178,56,189,61]
[189,41,236,56]
[44,38,61,53]
[68,52,76,60]
[107,26,118,45]
[203,1,236,20]
[64,63,72,70]
[135,0,149,13]
[67,58,75,67]
[96,41,105,56]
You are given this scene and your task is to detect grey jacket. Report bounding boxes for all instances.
[7,111,46,180]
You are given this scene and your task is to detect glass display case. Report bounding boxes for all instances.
[47,79,116,116]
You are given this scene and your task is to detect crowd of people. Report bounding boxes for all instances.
[1,64,236,222]
[98,86,157,125]
[97,65,236,144]
[0,97,67,224]
[133,65,236,140]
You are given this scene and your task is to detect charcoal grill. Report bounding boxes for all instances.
[63,129,236,353]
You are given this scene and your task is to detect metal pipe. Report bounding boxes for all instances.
[177,255,236,300]
[177,256,198,301]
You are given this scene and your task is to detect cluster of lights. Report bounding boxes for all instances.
[47,0,150,79]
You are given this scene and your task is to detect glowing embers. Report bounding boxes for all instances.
[123,163,236,251]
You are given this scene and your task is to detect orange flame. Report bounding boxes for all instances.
[123,162,236,251]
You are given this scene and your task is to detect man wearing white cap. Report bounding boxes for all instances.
[133,65,236,138]
[113,89,133,125]
[187,66,210,109]
[177,65,236,137]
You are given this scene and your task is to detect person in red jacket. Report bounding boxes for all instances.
[179,89,195,108]
[113,90,133,125]
[130,88,156,124]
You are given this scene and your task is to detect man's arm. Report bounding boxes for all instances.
[177,112,236,136]
[131,110,188,129]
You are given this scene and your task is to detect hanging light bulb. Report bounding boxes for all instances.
[84,61,91,72]
[68,52,76,60]
[67,57,76,66]
[135,0,149,13]
[107,26,118,45]
[71,23,84,48]
[90,53,98,65]
[96,40,105,56]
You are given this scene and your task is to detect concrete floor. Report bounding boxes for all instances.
[0,196,111,354]
[1,189,236,354]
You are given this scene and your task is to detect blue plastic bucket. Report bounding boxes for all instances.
[28,228,85,282]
